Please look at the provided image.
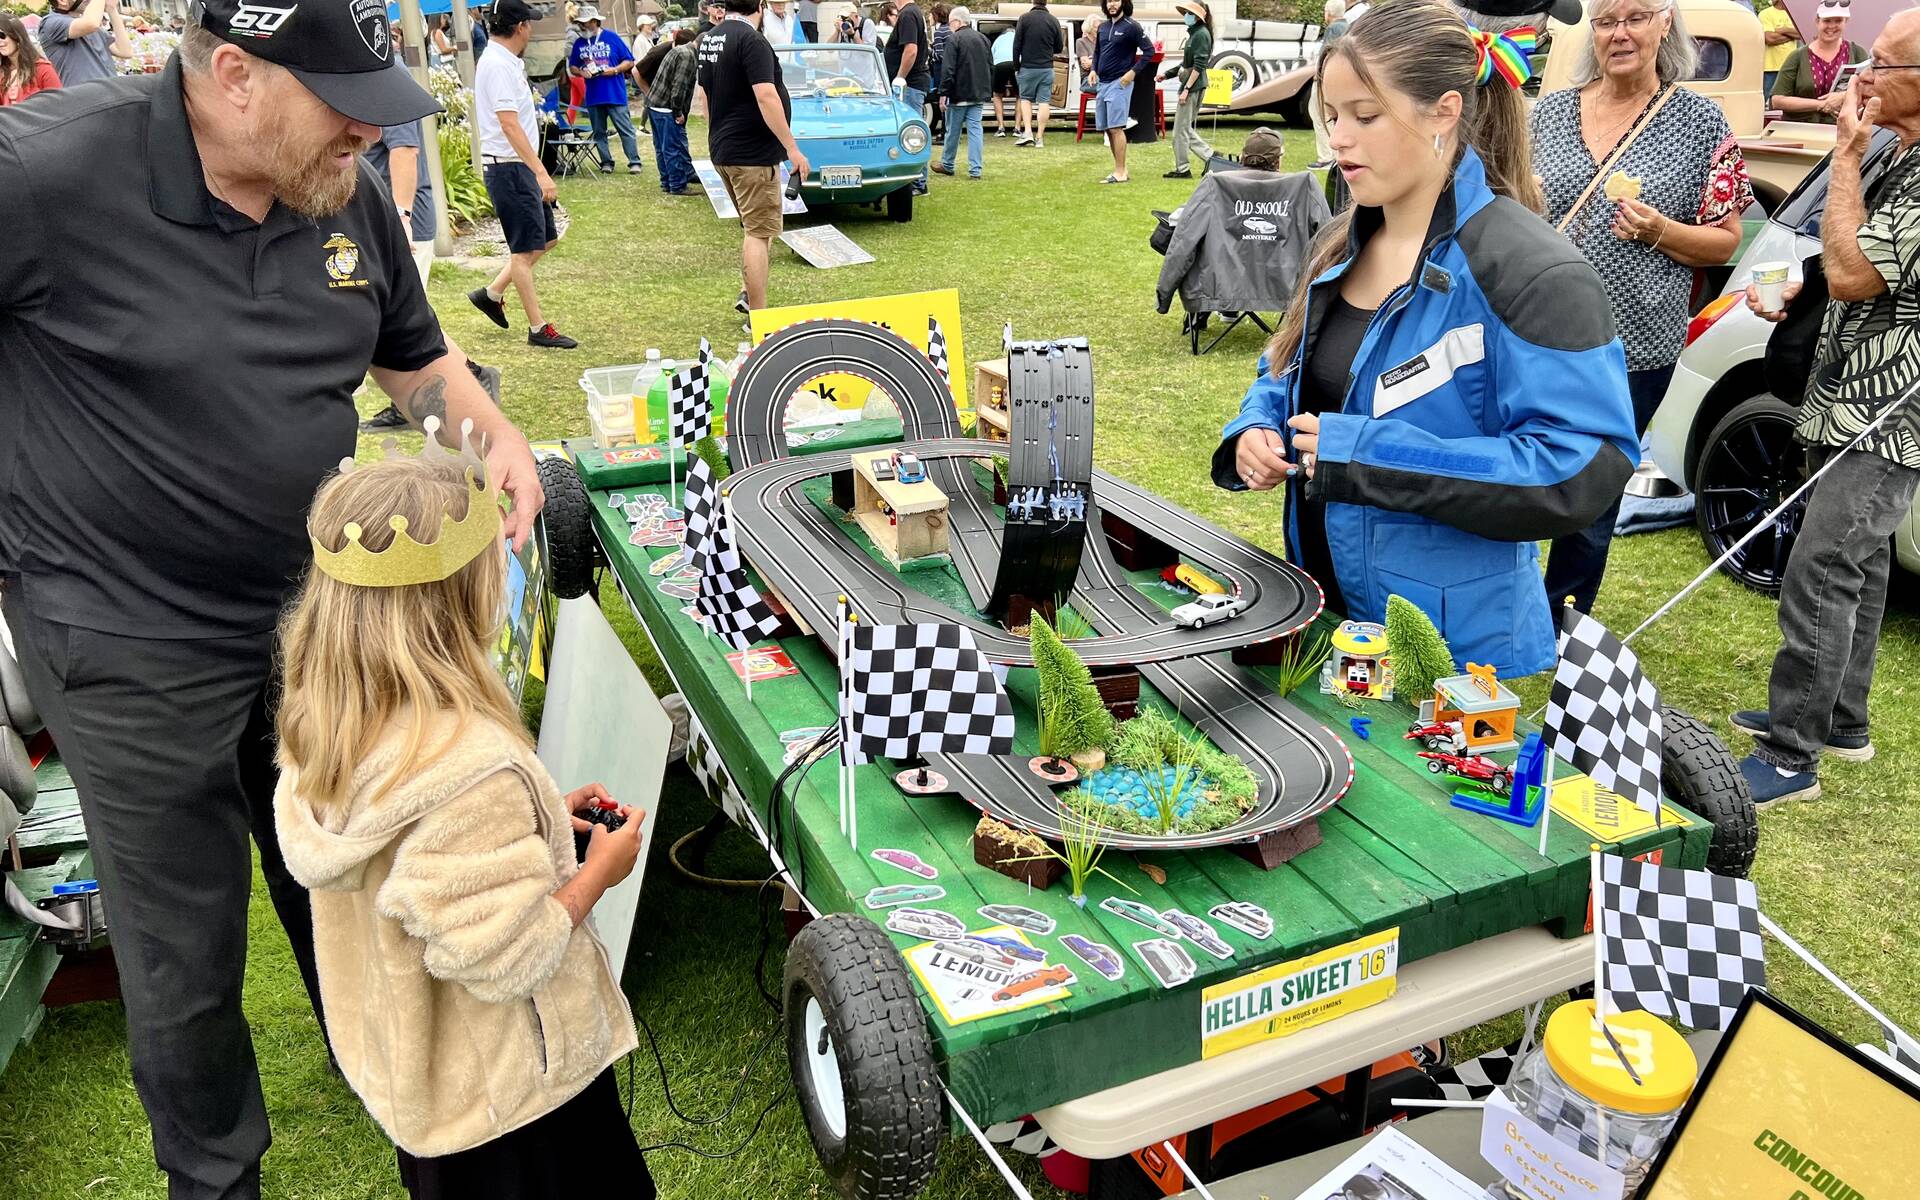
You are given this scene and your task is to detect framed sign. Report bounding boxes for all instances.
[1642,990,1920,1200]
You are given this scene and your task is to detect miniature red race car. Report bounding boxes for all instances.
[1417,751,1514,796]
[1405,721,1465,753]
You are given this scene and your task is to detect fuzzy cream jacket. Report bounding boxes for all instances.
[275,715,637,1158]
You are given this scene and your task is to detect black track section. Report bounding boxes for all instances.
[724,320,1351,847]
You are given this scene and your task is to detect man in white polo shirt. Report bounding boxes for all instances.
[469,0,578,349]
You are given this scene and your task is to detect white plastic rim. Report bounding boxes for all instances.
[803,997,849,1142]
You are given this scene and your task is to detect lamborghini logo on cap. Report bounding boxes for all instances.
[228,1,297,37]
[350,0,390,58]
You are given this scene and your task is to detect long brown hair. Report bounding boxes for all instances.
[276,454,527,814]
[0,13,45,94]
[1266,0,1541,374]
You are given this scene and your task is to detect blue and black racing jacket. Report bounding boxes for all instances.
[1213,148,1638,676]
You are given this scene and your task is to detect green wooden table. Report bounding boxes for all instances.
[573,437,1710,1153]
[0,757,94,1078]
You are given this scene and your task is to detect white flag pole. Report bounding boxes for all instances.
[1759,911,1918,1050]
[1591,844,1608,1027]
[1536,749,1557,857]
[837,596,850,840]
[846,613,859,853]
[1159,1142,1220,1200]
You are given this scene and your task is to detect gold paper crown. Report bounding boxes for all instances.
[311,417,503,588]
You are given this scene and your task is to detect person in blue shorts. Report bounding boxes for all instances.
[1092,0,1153,182]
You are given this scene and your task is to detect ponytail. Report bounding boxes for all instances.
[1265,0,1540,375]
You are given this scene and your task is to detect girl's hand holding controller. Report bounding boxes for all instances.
[584,808,645,890]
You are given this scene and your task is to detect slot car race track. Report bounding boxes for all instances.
[724,320,1352,848]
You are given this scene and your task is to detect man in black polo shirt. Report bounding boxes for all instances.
[0,2,543,1196]
[697,0,809,313]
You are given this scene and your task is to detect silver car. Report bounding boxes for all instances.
[1648,127,1920,594]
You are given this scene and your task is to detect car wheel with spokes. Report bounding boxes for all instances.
[1692,394,1807,596]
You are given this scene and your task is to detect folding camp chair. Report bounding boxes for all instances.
[543,118,602,180]
[1182,310,1274,356]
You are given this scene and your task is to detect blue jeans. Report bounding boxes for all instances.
[588,102,641,168]
[1543,364,1675,615]
[649,109,693,191]
[1764,70,1778,102]
[942,102,983,176]
[903,85,929,188]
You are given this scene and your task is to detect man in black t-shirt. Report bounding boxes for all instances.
[0,4,542,1196]
[887,0,934,191]
[697,0,811,313]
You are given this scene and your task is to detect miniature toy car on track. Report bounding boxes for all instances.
[1170,592,1247,630]
[1417,751,1514,796]
[992,964,1074,1002]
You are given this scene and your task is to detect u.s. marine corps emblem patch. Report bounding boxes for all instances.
[323,233,366,288]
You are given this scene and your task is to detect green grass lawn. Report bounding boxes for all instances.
[3,119,1916,1198]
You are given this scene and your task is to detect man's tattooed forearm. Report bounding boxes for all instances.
[404,374,449,437]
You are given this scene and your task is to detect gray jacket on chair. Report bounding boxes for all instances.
[1156,169,1331,316]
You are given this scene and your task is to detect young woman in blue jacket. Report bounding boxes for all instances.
[1213,0,1639,677]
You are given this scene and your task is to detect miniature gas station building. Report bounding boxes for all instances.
[1433,664,1522,753]
[849,449,951,566]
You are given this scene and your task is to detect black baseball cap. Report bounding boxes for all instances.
[190,0,441,126]
[1460,0,1585,25]
[491,0,542,27]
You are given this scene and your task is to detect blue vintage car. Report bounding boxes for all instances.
[776,44,931,223]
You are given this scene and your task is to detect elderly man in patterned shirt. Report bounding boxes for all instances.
[1736,8,1920,806]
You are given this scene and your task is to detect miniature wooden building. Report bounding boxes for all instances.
[1432,663,1521,753]
[1320,620,1394,700]
[849,450,950,566]
[973,357,1010,443]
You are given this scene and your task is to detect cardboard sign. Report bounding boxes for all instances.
[1549,772,1692,843]
[1642,991,1920,1200]
[778,224,876,269]
[693,159,807,220]
[1481,1089,1626,1200]
[726,647,799,682]
[751,288,968,409]
[1199,927,1399,1059]
[1203,66,1234,106]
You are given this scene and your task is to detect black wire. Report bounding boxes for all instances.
[635,1079,795,1160]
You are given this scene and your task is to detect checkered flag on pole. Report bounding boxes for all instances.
[1544,607,1664,819]
[668,338,713,447]
[695,545,780,652]
[680,454,727,575]
[843,623,1015,765]
[927,315,951,387]
[1599,853,1765,1030]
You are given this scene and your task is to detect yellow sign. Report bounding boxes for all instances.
[1204,67,1234,106]
[1200,927,1399,1059]
[750,288,968,411]
[1549,772,1692,844]
[1643,993,1920,1200]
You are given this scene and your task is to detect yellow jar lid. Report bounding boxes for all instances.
[1543,1000,1696,1115]
[1331,620,1388,657]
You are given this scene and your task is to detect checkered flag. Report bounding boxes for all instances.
[668,339,713,447]
[1428,1041,1522,1102]
[680,455,727,574]
[1599,853,1764,1030]
[926,315,951,386]
[843,623,1014,764]
[1544,607,1663,819]
[1885,1025,1920,1074]
[695,545,780,652]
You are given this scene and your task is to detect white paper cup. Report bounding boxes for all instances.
[1753,262,1792,313]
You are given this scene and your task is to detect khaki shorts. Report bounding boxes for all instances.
[717,163,784,240]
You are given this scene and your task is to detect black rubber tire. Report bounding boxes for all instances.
[1692,394,1806,596]
[1209,48,1259,96]
[1661,705,1759,878]
[886,186,914,223]
[537,455,601,600]
[785,913,944,1199]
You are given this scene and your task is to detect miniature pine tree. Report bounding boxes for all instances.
[692,434,731,481]
[1029,613,1115,759]
[1385,594,1455,706]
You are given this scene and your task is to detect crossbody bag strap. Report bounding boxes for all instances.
[1554,83,1681,235]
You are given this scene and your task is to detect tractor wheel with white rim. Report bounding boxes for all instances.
[785,913,944,1199]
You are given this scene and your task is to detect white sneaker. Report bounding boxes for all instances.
[1014,134,1034,146]
[1125,116,1139,130]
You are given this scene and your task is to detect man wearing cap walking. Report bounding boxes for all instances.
[470,0,579,349]
[0,2,544,1195]
[569,5,645,174]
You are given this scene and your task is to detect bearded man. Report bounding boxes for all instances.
[0,2,542,1196]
